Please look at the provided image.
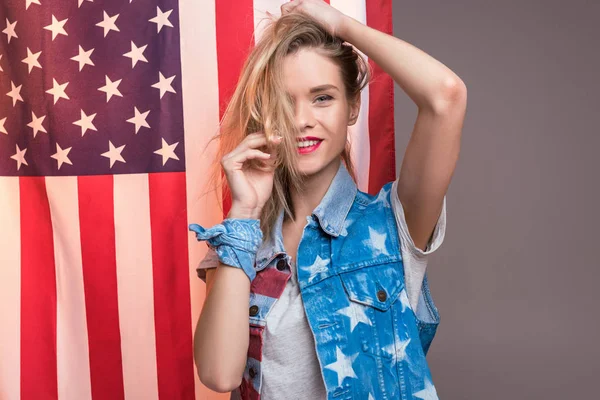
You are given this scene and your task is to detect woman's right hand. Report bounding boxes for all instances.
[221,132,282,219]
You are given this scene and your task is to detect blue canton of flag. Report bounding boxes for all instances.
[0,0,185,177]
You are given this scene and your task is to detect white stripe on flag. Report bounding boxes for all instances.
[179,0,225,398]
[253,0,287,43]
[330,0,371,192]
[46,176,92,400]
[0,177,21,400]
[114,174,159,400]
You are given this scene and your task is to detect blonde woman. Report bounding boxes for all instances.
[189,1,466,398]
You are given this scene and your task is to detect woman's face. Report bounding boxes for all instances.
[281,48,359,178]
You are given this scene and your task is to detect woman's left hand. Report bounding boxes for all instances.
[280,0,349,38]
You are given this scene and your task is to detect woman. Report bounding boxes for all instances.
[189,1,466,399]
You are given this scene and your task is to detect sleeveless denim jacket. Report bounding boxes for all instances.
[205,163,441,400]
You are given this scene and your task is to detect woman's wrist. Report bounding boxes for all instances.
[227,205,262,220]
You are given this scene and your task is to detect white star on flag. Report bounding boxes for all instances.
[101,141,126,168]
[98,75,123,102]
[71,46,95,71]
[0,117,7,135]
[27,111,47,138]
[77,0,93,8]
[337,301,372,332]
[43,15,68,41]
[0,54,3,71]
[45,78,70,104]
[22,48,42,73]
[11,144,28,170]
[324,347,359,388]
[7,81,23,107]
[2,18,18,43]
[151,72,176,99]
[73,110,97,136]
[383,336,411,364]
[362,227,390,257]
[25,0,41,10]
[123,41,148,68]
[51,143,73,170]
[154,138,179,166]
[127,107,150,134]
[149,7,173,33]
[414,378,439,400]
[96,11,120,37]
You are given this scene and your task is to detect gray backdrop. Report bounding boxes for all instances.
[392,1,599,399]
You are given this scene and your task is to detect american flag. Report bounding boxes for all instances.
[0,0,394,399]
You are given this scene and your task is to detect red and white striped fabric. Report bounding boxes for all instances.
[0,1,394,399]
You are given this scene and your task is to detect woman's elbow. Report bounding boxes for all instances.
[197,365,242,393]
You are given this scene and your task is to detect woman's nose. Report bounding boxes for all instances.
[295,101,316,130]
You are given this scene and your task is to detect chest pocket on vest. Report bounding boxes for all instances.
[339,261,404,311]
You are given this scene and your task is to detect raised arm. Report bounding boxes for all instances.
[282,0,467,251]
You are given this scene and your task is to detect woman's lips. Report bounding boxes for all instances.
[297,140,323,154]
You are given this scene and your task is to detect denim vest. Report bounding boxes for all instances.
[236,163,440,400]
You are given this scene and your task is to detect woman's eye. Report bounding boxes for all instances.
[315,95,332,103]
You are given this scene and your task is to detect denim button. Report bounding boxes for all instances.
[249,305,259,316]
[362,342,369,352]
[276,259,286,271]
[249,367,257,379]
[377,289,387,302]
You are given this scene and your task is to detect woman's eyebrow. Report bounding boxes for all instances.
[309,84,339,94]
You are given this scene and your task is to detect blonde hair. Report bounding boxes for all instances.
[208,12,371,242]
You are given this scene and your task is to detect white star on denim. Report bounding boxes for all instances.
[383,336,411,364]
[337,302,372,332]
[375,186,391,208]
[324,347,358,388]
[414,377,439,400]
[399,288,411,312]
[302,255,329,281]
[340,217,353,237]
[368,393,375,400]
[362,227,390,257]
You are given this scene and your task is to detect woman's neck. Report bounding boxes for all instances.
[288,157,341,223]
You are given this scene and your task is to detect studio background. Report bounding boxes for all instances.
[392,1,600,398]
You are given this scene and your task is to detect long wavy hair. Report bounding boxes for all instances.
[207,12,371,242]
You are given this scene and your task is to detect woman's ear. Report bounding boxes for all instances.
[348,95,361,126]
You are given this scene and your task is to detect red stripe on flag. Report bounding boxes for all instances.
[149,172,195,400]
[20,177,58,400]
[78,175,125,400]
[366,0,396,194]
[215,0,255,217]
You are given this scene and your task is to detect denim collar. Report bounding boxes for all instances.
[255,162,357,270]
[312,161,358,237]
